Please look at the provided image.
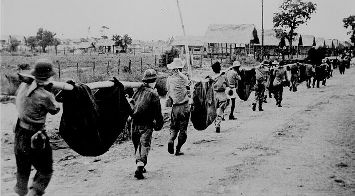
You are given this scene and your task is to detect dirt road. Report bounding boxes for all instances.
[1,67,355,196]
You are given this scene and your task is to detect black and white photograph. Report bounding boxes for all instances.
[1,0,355,195]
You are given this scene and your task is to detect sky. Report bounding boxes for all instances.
[1,0,355,41]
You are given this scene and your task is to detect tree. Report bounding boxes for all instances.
[36,28,56,52]
[160,48,179,67]
[312,37,316,47]
[112,34,122,46]
[9,36,20,52]
[26,36,37,51]
[298,35,303,46]
[343,15,355,55]
[273,0,317,58]
[53,38,61,54]
[121,34,132,53]
[275,28,287,59]
[251,28,260,44]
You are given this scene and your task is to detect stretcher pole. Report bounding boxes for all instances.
[18,73,142,90]
[176,0,191,78]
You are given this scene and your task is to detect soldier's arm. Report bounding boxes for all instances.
[45,93,60,115]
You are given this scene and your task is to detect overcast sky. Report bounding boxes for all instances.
[1,0,354,41]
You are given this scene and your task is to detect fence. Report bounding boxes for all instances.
[49,53,167,84]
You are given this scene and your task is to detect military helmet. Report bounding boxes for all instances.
[142,69,157,83]
[30,58,56,80]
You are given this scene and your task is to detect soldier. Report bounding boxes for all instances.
[130,69,164,179]
[273,61,289,107]
[226,61,241,120]
[289,62,299,92]
[209,62,229,133]
[166,58,190,156]
[252,60,268,111]
[14,59,60,196]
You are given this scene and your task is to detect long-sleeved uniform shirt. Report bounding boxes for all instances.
[273,67,288,86]
[166,72,190,105]
[226,69,241,88]
[131,85,164,130]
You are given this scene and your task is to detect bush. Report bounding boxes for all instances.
[159,48,179,67]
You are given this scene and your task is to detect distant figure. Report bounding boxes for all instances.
[252,60,268,111]
[14,59,60,196]
[130,69,164,179]
[339,57,346,75]
[166,58,191,156]
[289,63,299,92]
[273,61,288,107]
[226,61,241,120]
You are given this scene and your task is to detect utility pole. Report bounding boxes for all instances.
[261,0,264,61]
[176,0,191,77]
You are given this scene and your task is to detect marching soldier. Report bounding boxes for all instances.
[252,60,268,111]
[226,61,241,120]
[273,61,289,107]
[130,69,164,179]
[209,62,229,133]
[14,59,60,196]
[166,58,191,156]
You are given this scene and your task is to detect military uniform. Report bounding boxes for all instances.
[131,69,164,179]
[14,59,60,196]
[226,61,241,120]
[252,64,267,111]
[273,66,288,107]
[166,58,191,156]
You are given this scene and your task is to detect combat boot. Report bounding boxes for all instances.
[168,140,174,154]
[175,146,184,156]
[134,166,145,179]
[258,103,264,111]
[252,103,256,111]
[229,114,237,120]
[216,127,220,133]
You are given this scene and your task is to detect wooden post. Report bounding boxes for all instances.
[225,43,228,58]
[58,61,61,79]
[165,54,168,66]
[140,57,143,73]
[118,59,120,75]
[129,59,131,72]
[155,55,157,66]
[64,49,65,55]
[107,61,110,75]
[221,43,223,57]
[200,54,203,67]
[229,44,232,61]
[76,63,79,78]
[134,48,135,56]
[93,62,95,76]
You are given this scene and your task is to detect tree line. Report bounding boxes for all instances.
[272,0,354,58]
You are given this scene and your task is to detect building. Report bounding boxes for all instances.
[170,35,205,55]
[204,24,258,57]
[95,39,116,53]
